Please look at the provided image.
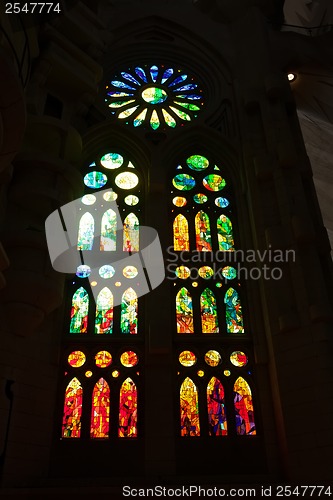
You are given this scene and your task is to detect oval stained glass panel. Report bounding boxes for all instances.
[95,351,112,368]
[203,175,226,192]
[99,265,115,279]
[103,191,118,201]
[205,350,222,367]
[82,195,96,205]
[193,193,207,204]
[222,266,237,280]
[173,197,187,207]
[215,197,230,208]
[172,174,195,191]
[230,351,248,367]
[175,266,191,279]
[198,266,214,279]
[186,155,209,171]
[115,172,139,190]
[100,153,123,169]
[124,195,139,206]
[84,171,107,189]
[179,351,197,367]
[68,351,86,368]
[76,265,91,278]
[123,266,138,279]
[120,351,138,367]
[142,87,167,104]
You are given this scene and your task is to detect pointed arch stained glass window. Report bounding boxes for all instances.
[195,211,212,251]
[100,209,117,251]
[121,288,138,334]
[225,287,244,333]
[217,214,234,251]
[200,288,219,333]
[234,377,256,435]
[173,214,189,251]
[207,377,227,436]
[119,378,138,437]
[180,377,200,437]
[106,64,203,129]
[90,378,110,438]
[77,212,94,250]
[123,213,139,252]
[95,287,113,334]
[176,287,194,333]
[62,378,83,438]
[70,287,89,333]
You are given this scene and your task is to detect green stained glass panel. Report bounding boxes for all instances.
[133,108,147,127]
[201,288,219,333]
[187,154,209,171]
[198,266,213,279]
[224,287,244,333]
[121,288,138,335]
[100,209,117,251]
[100,153,123,169]
[193,193,208,204]
[142,87,167,104]
[77,212,94,251]
[150,109,160,129]
[176,287,193,333]
[70,287,89,333]
[124,195,139,206]
[217,215,234,251]
[162,109,176,128]
[172,174,195,191]
[95,287,113,334]
[222,266,237,280]
[169,106,191,121]
[203,174,226,192]
[174,101,200,111]
[84,171,107,189]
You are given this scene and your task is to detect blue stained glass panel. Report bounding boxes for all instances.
[110,81,136,90]
[176,94,202,100]
[135,67,147,82]
[161,68,174,83]
[121,72,140,86]
[175,84,198,91]
[150,65,159,82]
[169,74,188,87]
[84,171,107,189]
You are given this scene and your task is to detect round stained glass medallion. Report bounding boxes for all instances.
[103,191,118,201]
[68,351,86,368]
[204,350,221,367]
[76,265,91,278]
[230,351,248,367]
[193,193,208,204]
[179,351,197,367]
[81,194,96,205]
[85,371,93,377]
[84,171,107,189]
[216,282,223,288]
[115,172,139,189]
[112,370,120,378]
[203,174,226,192]
[197,370,205,377]
[186,154,209,171]
[123,266,138,279]
[222,266,237,280]
[198,266,214,279]
[106,65,203,129]
[215,197,229,208]
[124,195,139,206]
[142,87,167,104]
[95,351,112,368]
[99,265,115,279]
[173,196,187,207]
[224,370,231,377]
[175,266,191,279]
[172,174,195,191]
[100,152,123,169]
[120,351,138,367]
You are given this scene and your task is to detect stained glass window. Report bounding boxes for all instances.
[234,377,256,435]
[95,287,113,334]
[217,215,234,251]
[68,351,86,368]
[200,288,219,333]
[100,209,117,251]
[70,287,89,333]
[180,378,200,436]
[173,214,189,251]
[77,212,94,250]
[225,287,244,333]
[84,171,107,189]
[119,378,138,437]
[123,213,139,252]
[195,211,212,251]
[62,378,83,438]
[106,64,203,129]
[90,378,110,438]
[176,287,194,333]
[121,288,138,334]
[207,377,227,436]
